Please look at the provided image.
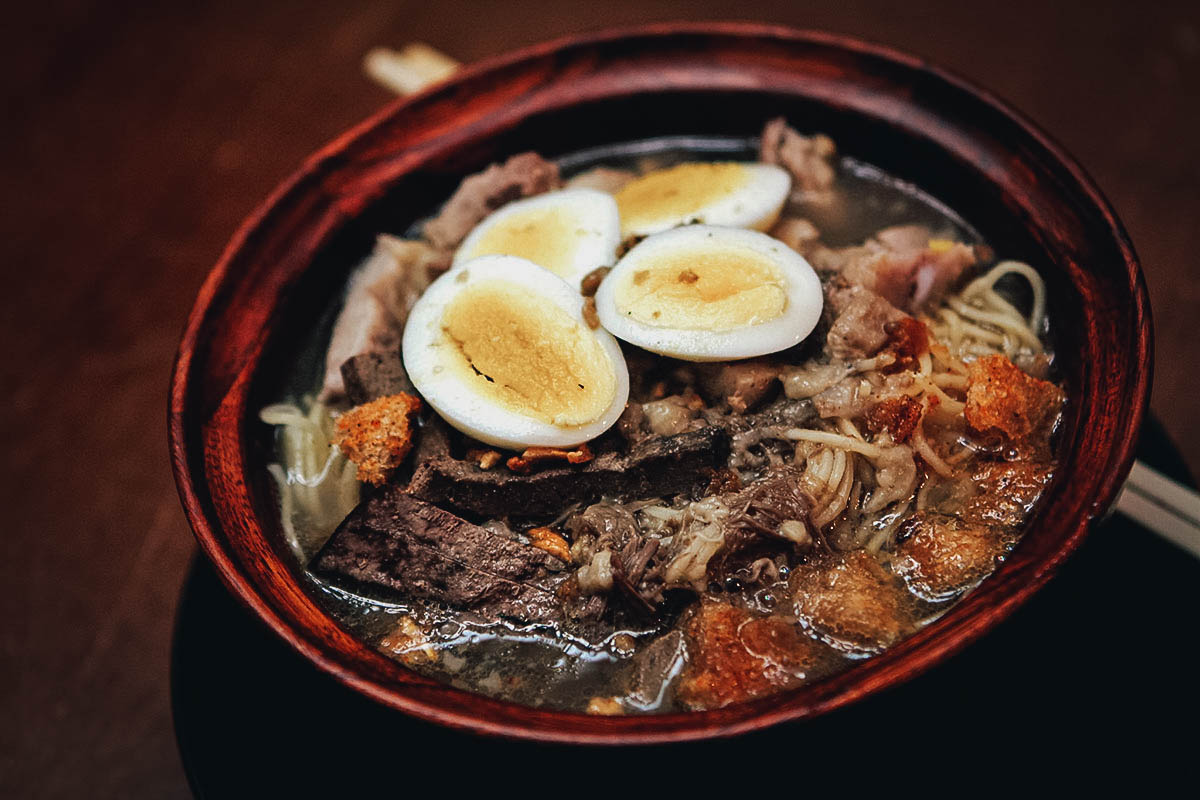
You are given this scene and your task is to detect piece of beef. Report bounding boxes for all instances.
[696,360,781,414]
[709,466,814,576]
[423,152,562,250]
[320,236,445,401]
[340,349,414,405]
[716,398,817,471]
[408,425,731,519]
[791,550,911,654]
[311,490,568,624]
[825,284,908,360]
[719,396,818,431]
[759,118,838,207]
[893,512,1015,601]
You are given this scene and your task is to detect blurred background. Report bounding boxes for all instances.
[3,1,1197,795]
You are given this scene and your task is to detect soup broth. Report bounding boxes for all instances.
[261,128,1060,713]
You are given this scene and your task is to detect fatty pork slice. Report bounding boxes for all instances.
[791,550,912,654]
[319,236,446,401]
[824,283,907,360]
[814,225,977,314]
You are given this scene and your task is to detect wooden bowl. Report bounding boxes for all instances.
[169,22,1151,743]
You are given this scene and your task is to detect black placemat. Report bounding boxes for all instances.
[172,417,1198,795]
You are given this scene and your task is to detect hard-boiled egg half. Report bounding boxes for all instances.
[402,254,630,449]
[454,188,620,289]
[614,162,791,240]
[595,225,823,361]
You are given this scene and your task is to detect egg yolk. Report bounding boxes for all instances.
[615,163,754,235]
[459,206,597,281]
[440,279,615,426]
[613,243,789,332]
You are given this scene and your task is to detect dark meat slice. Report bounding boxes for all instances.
[423,152,562,250]
[624,631,686,710]
[718,398,817,472]
[759,118,838,206]
[893,512,1015,601]
[408,426,730,518]
[721,396,817,431]
[340,349,414,405]
[311,490,567,625]
[676,600,827,710]
[791,550,911,654]
[696,360,781,414]
[825,283,907,360]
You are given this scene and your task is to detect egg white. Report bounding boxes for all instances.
[595,225,823,361]
[402,255,630,449]
[615,162,791,239]
[453,188,620,290]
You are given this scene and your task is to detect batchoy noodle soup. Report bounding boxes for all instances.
[260,124,1063,714]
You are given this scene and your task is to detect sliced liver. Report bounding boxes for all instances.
[311,490,568,624]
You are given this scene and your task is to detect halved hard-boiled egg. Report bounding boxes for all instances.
[403,255,630,449]
[614,162,791,239]
[594,225,823,361]
[454,188,620,289]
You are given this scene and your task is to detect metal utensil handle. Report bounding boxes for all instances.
[1115,460,1200,559]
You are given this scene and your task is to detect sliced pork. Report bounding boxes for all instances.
[422,152,562,250]
[319,236,446,401]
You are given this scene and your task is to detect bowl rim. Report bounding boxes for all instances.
[169,20,1151,744]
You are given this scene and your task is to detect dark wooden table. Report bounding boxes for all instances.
[3,2,1196,796]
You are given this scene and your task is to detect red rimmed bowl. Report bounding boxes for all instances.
[168,22,1151,743]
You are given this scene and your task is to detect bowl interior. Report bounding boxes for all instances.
[171,24,1149,743]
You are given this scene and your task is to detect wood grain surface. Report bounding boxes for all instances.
[3,1,1196,796]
